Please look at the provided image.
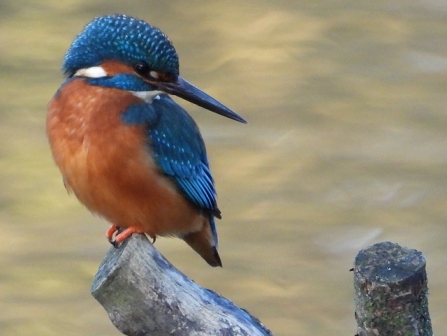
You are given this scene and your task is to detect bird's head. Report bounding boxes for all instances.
[63,14,246,123]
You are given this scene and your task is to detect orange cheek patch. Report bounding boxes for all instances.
[100,61,136,76]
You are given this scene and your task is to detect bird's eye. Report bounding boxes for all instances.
[133,61,174,82]
[133,61,151,77]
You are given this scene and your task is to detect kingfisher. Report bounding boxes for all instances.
[46,14,246,267]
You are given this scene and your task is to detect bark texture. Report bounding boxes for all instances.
[91,234,272,336]
[354,241,432,336]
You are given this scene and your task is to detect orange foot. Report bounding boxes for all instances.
[113,226,146,246]
[106,224,120,244]
[105,225,156,247]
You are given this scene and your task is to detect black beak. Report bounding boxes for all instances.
[156,76,247,123]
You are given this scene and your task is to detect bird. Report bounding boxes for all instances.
[46,14,246,267]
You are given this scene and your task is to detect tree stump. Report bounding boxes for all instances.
[91,233,272,336]
[353,241,433,336]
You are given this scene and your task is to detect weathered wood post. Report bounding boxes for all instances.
[353,241,433,336]
[91,233,272,336]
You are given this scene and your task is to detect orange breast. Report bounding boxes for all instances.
[46,78,206,237]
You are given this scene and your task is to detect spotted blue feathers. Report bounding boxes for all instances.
[63,14,179,77]
[148,96,219,215]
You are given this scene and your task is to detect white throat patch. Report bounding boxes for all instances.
[130,90,164,103]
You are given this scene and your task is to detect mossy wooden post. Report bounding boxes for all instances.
[91,234,272,336]
[353,241,433,336]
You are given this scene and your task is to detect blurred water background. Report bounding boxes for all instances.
[1,1,447,335]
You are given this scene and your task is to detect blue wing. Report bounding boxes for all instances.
[146,95,220,218]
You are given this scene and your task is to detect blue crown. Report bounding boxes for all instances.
[63,14,179,78]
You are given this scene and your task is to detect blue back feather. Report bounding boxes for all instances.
[148,96,218,212]
[121,95,220,245]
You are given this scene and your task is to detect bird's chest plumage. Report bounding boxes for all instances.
[47,79,150,205]
[46,78,202,235]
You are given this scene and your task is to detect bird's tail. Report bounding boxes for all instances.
[182,216,222,267]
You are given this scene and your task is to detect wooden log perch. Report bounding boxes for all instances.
[353,241,433,336]
[91,234,273,336]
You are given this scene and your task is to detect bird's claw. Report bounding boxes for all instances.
[106,224,153,246]
[106,224,120,248]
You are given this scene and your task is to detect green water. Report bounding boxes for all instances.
[1,1,447,335]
